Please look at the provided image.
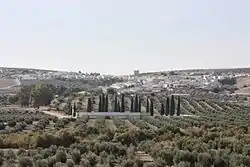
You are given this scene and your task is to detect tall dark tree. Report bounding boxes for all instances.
[150,99,154,116]
[138,97,141,113]
[131,96,134,112]
[67,103,72,115]
[73,102,77,117]
[105,94,109,112]
[117,100,121,113]
[165,97,170,116]
[176,96,181,116]
[170,95,175,116]
[98,95,102,112]
[135,95,139,112]
[114,95,118,112]
[102,93,105,112]
[160,103,165,116]
[146,97,150,113]
[121,94,125,112]
[87,98,92,113]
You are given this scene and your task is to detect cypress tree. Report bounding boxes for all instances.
[114,95,118,112]
[117,100,121,113]
[68,103,72,115]
[160,103,164,116]
[170,95,175,116]
[131,96,134,112]
[98,95,102,112]
[135,95,138,112]
[102,93,105,112]
[73,102,77,117]
[177,96,181,116]
[150,99,154,116]
[121,94,125,112]
[165,97,170,116]
[146,97,150,113]
[87,98,92,113]
[105,94,109,112]
[138,97,141,113]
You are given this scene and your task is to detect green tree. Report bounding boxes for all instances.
[131,96,134,112]
[146,97,150,113]
[114,95,118,112]
[102,93,105,112]
[105,94,109,112]
[138,97,141,113]
[170,95,175,116]
[121,94,125,112]
[160,103,165,115]
[117,100,121,112]
[98,94,102,112]
[87,98,92,112]
[165,98,170,116]
[135,95,139,112]
[177,96,181,116]
[73,102,77,117]
[150,99,154,116]
[32,85,54,108]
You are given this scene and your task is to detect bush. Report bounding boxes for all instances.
[71,149,81,164]
[66,159,74,167]
[56,150,67,163]
[0,122,5,130]
[47,156,56,167]
[36,159,49,167]
[80,158,91,167]
[8,121,16,127]
[86,152,98,166]
[18,156,33,167]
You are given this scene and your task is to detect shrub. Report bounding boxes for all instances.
[36,159,49,167]
[47,156,56,167]
[56,150,67,163]
[8,121,16,127]
[66,159,74,167]
[71,149,81,164]
[5,150,16,160]
[80,158,91,167]
[18,156,33,167]
[0,122,5,130]
[17,148,26,156]
[86,152,98,166]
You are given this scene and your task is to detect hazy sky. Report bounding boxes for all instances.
[0,0,250,75]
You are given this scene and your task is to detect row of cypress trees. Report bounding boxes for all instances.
[86,93,181,115]
[146,95,181,116]
[130,94,141,112]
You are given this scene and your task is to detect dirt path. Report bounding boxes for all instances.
[41,110,70,119]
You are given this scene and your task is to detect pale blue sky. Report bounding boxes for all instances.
[0,0,250,75]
